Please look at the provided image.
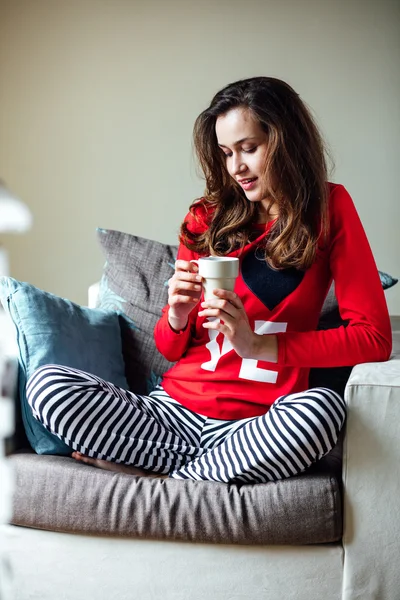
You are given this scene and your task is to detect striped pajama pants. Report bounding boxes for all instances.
[26,364,346,483]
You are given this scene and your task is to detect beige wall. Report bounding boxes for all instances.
[0,0,399,313]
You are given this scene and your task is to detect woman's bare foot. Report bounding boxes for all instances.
[71,452,168,478]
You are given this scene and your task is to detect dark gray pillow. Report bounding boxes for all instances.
[379,270,398,290]
[96,228,178,394]
[96,228,395,397]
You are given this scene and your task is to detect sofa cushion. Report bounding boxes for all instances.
[9,453,342,545]
[0,277,128,455]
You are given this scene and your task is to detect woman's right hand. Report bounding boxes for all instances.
[167,260,203,331]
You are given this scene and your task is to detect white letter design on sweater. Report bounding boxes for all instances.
[201,319,287,383]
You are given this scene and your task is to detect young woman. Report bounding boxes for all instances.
[26,77,392,483]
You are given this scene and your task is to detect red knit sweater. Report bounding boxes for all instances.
[154,183,392,420]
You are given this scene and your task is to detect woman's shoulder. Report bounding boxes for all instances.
[327,182,356,215]
[326,182,363,240]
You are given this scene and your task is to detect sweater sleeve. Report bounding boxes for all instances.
[277,185,392,367]
[154,209,205,362]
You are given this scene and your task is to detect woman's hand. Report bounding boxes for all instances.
[198,289,278,361]
[167,260,203,331]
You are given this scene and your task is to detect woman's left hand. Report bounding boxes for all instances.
[198,289,258,359]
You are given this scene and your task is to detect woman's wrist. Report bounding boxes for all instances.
[168,313,189,333]
[252,333,278,363]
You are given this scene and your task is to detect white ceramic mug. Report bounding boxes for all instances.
[191,257,239,301]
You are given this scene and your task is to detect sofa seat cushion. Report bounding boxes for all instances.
[10,453,342,545]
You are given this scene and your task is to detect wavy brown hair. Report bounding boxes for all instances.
[181,77,332,270]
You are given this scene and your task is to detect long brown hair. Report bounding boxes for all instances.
[181,77,332,270]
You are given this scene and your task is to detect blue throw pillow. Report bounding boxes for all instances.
[378,270,398,290]
[0,277,128,455]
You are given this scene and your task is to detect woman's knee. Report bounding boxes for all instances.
[26,364,80,415]
[310,387,347,425]
[272,387,346,430]
[27,364,61,396]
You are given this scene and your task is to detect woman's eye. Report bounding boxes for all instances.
[220,147,256,158]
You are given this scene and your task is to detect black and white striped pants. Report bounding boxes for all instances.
[26,364,346,483]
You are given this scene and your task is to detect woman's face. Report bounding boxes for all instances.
[215,107,277,220]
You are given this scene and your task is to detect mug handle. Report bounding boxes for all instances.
[189,260,204,282]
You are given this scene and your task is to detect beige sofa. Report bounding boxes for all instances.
[4,322,400,600]
[2,225,399,600]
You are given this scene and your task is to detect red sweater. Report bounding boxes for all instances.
[154,183,392,420]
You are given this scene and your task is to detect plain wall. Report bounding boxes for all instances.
[0,0,399,312]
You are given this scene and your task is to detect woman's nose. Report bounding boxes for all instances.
[231,155,247,175]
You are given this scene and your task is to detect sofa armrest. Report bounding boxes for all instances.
[342,354,400,600]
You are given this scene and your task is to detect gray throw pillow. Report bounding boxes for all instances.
[96,228,178,394]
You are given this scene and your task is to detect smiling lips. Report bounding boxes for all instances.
[238,177,257,190]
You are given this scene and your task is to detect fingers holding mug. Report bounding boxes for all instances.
[168,260,203,306]
[175,259,200,275]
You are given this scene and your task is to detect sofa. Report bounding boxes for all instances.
[3,229,400,600]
